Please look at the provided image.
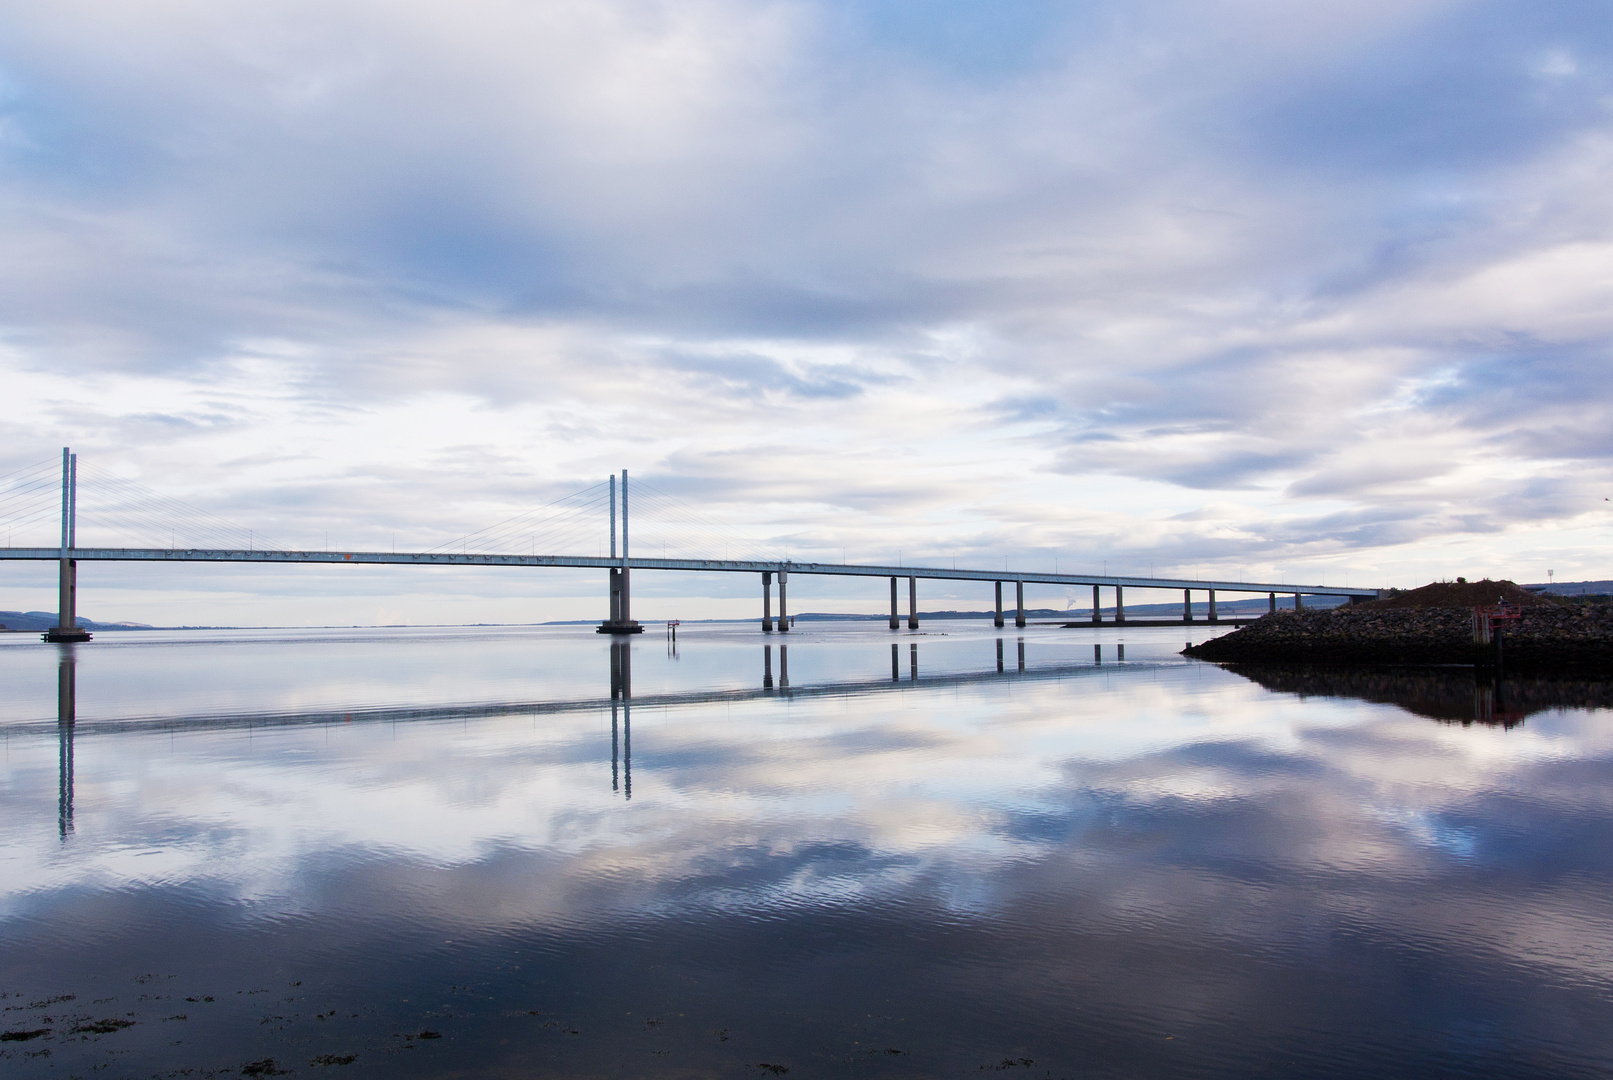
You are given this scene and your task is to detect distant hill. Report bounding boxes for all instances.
[0,610,155,632]
[1524,580,1613,597]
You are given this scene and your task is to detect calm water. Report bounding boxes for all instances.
[2,621,1611,1078]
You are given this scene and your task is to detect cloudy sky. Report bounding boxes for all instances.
[2,0,1611,624]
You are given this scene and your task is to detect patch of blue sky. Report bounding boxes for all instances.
[823,0,1081,83]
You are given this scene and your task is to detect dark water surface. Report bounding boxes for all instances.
[2,622,1611,1078]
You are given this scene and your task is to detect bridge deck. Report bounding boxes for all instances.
[0,547,1375,598]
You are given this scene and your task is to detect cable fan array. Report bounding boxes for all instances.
[75,462,288,551]
[2,457,785,563]
[0,458,65,547]
[424,481,614,556]
[0,459,286,551]
[628,479,785,564]
[425,477,785,563]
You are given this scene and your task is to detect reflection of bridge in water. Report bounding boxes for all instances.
[41,645,1603,832]
[40,638,1149,821]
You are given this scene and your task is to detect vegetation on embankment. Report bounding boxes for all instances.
[1183,580,1613,673]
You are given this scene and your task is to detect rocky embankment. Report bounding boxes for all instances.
[1183,604,1613,673]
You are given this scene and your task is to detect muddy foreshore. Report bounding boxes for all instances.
[1182,605,1613,673]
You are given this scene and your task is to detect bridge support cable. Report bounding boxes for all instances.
[0,457,67,546]
[75,461,288,552]
[427,480,611,558]
[626,478,785,566]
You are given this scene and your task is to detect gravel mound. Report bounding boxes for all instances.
[1354,578,1560,610]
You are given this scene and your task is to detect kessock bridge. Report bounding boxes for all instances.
[4,448,1380,643]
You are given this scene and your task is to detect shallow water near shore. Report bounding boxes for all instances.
[2,620,1612,1078]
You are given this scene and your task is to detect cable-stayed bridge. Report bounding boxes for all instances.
[2,448,1379,641]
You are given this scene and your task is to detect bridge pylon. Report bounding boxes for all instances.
[43,448,91,644]
[597,470,643,635]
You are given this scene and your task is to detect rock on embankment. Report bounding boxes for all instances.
[1182,605,1613,673]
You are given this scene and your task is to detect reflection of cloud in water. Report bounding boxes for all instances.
[5,643,1613,1076]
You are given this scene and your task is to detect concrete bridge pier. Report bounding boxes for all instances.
[994,581,1004,628]
[778,571,789,632]
[1295,593,1304,611]
[1208,589,1218,623]
[1092,585,1101,624]
[1184,589,1193,622]
[1269,592,1277,614]
[889,577,899,630]
[1015,581,1025,628]
[1116,585,1126,623]
[907,577,918,630]
[761,571,774,631]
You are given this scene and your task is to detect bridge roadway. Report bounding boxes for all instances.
[0,546,1376,600]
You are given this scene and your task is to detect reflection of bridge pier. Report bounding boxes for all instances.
[57,649,76,838]
[610,642,631,798]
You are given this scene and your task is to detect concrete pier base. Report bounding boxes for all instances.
[1014,581,1025,628]
[1295,593,1304,611]
[597,566,642,633]
[994,581,1004,628]
[1092,584,1101,624]
[1184,589,1193,622]
[1208,588,1218,623]
[778,571,789,632]
[1116,585,1126,623]
[1269,592,1277,614]
[889,577,899,631]
[907,576,917,630]
[45,559,89,643]
[762,571,773,631]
